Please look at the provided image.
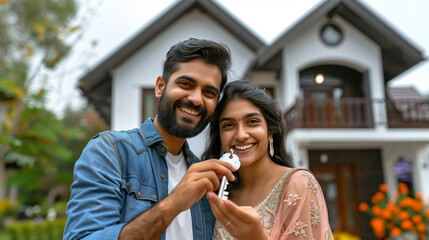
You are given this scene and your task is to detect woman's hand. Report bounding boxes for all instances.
[206,191,269,240]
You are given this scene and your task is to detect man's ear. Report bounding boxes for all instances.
[155,76,165,98]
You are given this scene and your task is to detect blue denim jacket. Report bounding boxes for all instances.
[64,119,215,240]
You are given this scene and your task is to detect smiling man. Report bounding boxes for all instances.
[64,38,236,240]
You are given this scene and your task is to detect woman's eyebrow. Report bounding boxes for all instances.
[219,112,262,123]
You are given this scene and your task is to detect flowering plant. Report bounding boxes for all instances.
[333,231,361,240]
[359,182,429,239]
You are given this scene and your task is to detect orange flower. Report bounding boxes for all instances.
[426,209,429,219]
[372,205,382,216]
[417,223,426,232]
[400,220,413,230]
[398,211,410,220]
[398,182,409,195]
[359,202,369,212]
[415,192,423,200]
[379,183,389,192]
[412,214,423,223]
[391,227,402,237]
[382,209,393,219]
[372,192,385,204]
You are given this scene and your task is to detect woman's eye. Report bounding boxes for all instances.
[221,123,234,129]
[248,119,260,124]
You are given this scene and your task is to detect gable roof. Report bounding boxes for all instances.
[79,0,266,124]
[252,0,425,81]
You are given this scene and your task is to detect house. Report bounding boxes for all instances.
[78,0,429,238]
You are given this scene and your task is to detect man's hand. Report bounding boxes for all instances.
[119,159,236,240]
[167,159,236,213]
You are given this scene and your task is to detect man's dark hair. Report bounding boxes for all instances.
[163,38,231,92]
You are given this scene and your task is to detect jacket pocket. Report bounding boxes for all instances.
[121,176,158,222]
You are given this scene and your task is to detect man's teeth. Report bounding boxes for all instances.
[234,144,253,150]
[179,107,199,116]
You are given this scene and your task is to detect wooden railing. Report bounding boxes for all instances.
[284,98,429,132]
[386,99,429,128]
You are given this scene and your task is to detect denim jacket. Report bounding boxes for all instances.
[64,118,215,240]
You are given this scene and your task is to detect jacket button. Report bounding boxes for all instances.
[137,191,142,197]
[160,173,166,179]
[161,147,166,153]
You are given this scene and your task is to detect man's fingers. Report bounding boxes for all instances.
[188,160,236,181]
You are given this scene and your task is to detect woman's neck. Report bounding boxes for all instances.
[230,155,288,206]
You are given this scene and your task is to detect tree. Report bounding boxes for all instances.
[0,0,90,206]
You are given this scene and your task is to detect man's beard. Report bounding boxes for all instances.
[156,92,210,138]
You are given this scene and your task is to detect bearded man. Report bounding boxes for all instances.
[64,38,236,240]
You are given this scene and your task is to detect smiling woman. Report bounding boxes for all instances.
[202,80,334,239]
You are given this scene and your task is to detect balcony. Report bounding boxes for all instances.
[284,98,429,132]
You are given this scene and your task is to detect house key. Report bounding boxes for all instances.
[218,149,240,200]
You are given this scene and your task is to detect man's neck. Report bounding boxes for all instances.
[152,118,185,155]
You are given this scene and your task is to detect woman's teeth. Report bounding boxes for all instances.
[234,144,253,150]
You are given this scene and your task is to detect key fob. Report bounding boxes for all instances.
[219,149,240,169]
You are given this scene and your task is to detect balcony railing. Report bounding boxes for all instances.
[386,99,429,128]
[284,98,429,132]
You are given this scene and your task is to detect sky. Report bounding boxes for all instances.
[45,0,429,116]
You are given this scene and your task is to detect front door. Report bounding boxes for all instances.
[309,149,384,239]
[311,164,359,234]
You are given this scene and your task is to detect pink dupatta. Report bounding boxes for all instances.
[270,169,333,239]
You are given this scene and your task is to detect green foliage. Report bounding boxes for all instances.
[0,0,78,71]
[5,218,67,240]
[0,0,90,207]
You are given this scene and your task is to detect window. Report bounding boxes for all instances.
[320,23,343,46]
[141,88,159,123]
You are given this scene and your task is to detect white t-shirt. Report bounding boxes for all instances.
[165,151,193,240]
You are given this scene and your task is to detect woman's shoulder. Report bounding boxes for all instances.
[287,168,320,189]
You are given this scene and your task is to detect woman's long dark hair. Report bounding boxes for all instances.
[202,80,294,190]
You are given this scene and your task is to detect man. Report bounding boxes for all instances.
[64,38,236,240]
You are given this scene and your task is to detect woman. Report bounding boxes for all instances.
[202,80,333,239]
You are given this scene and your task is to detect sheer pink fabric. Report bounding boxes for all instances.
[270,169,333,239]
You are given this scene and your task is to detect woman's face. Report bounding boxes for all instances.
[219,98,271,167]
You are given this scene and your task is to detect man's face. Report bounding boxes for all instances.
[155,58,222,138]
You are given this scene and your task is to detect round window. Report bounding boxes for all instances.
[320,23,343,46]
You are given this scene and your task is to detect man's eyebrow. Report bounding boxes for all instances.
[175,75,196,83]
[219,112,262,123]
[175,75,219,95]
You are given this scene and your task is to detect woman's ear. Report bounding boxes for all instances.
[155,76,165,98]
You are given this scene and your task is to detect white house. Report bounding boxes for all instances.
[78,0,429,238]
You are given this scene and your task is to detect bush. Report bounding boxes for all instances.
[5,218,66,240]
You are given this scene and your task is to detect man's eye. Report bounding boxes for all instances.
[204,89,217,98]
[178,81,191,87]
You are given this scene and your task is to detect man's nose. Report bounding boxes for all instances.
[187,90,203,106]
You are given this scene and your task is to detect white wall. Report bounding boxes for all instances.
[280,17,384,115]
[111,9,256,156]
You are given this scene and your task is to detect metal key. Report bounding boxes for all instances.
[218,149,240,200]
